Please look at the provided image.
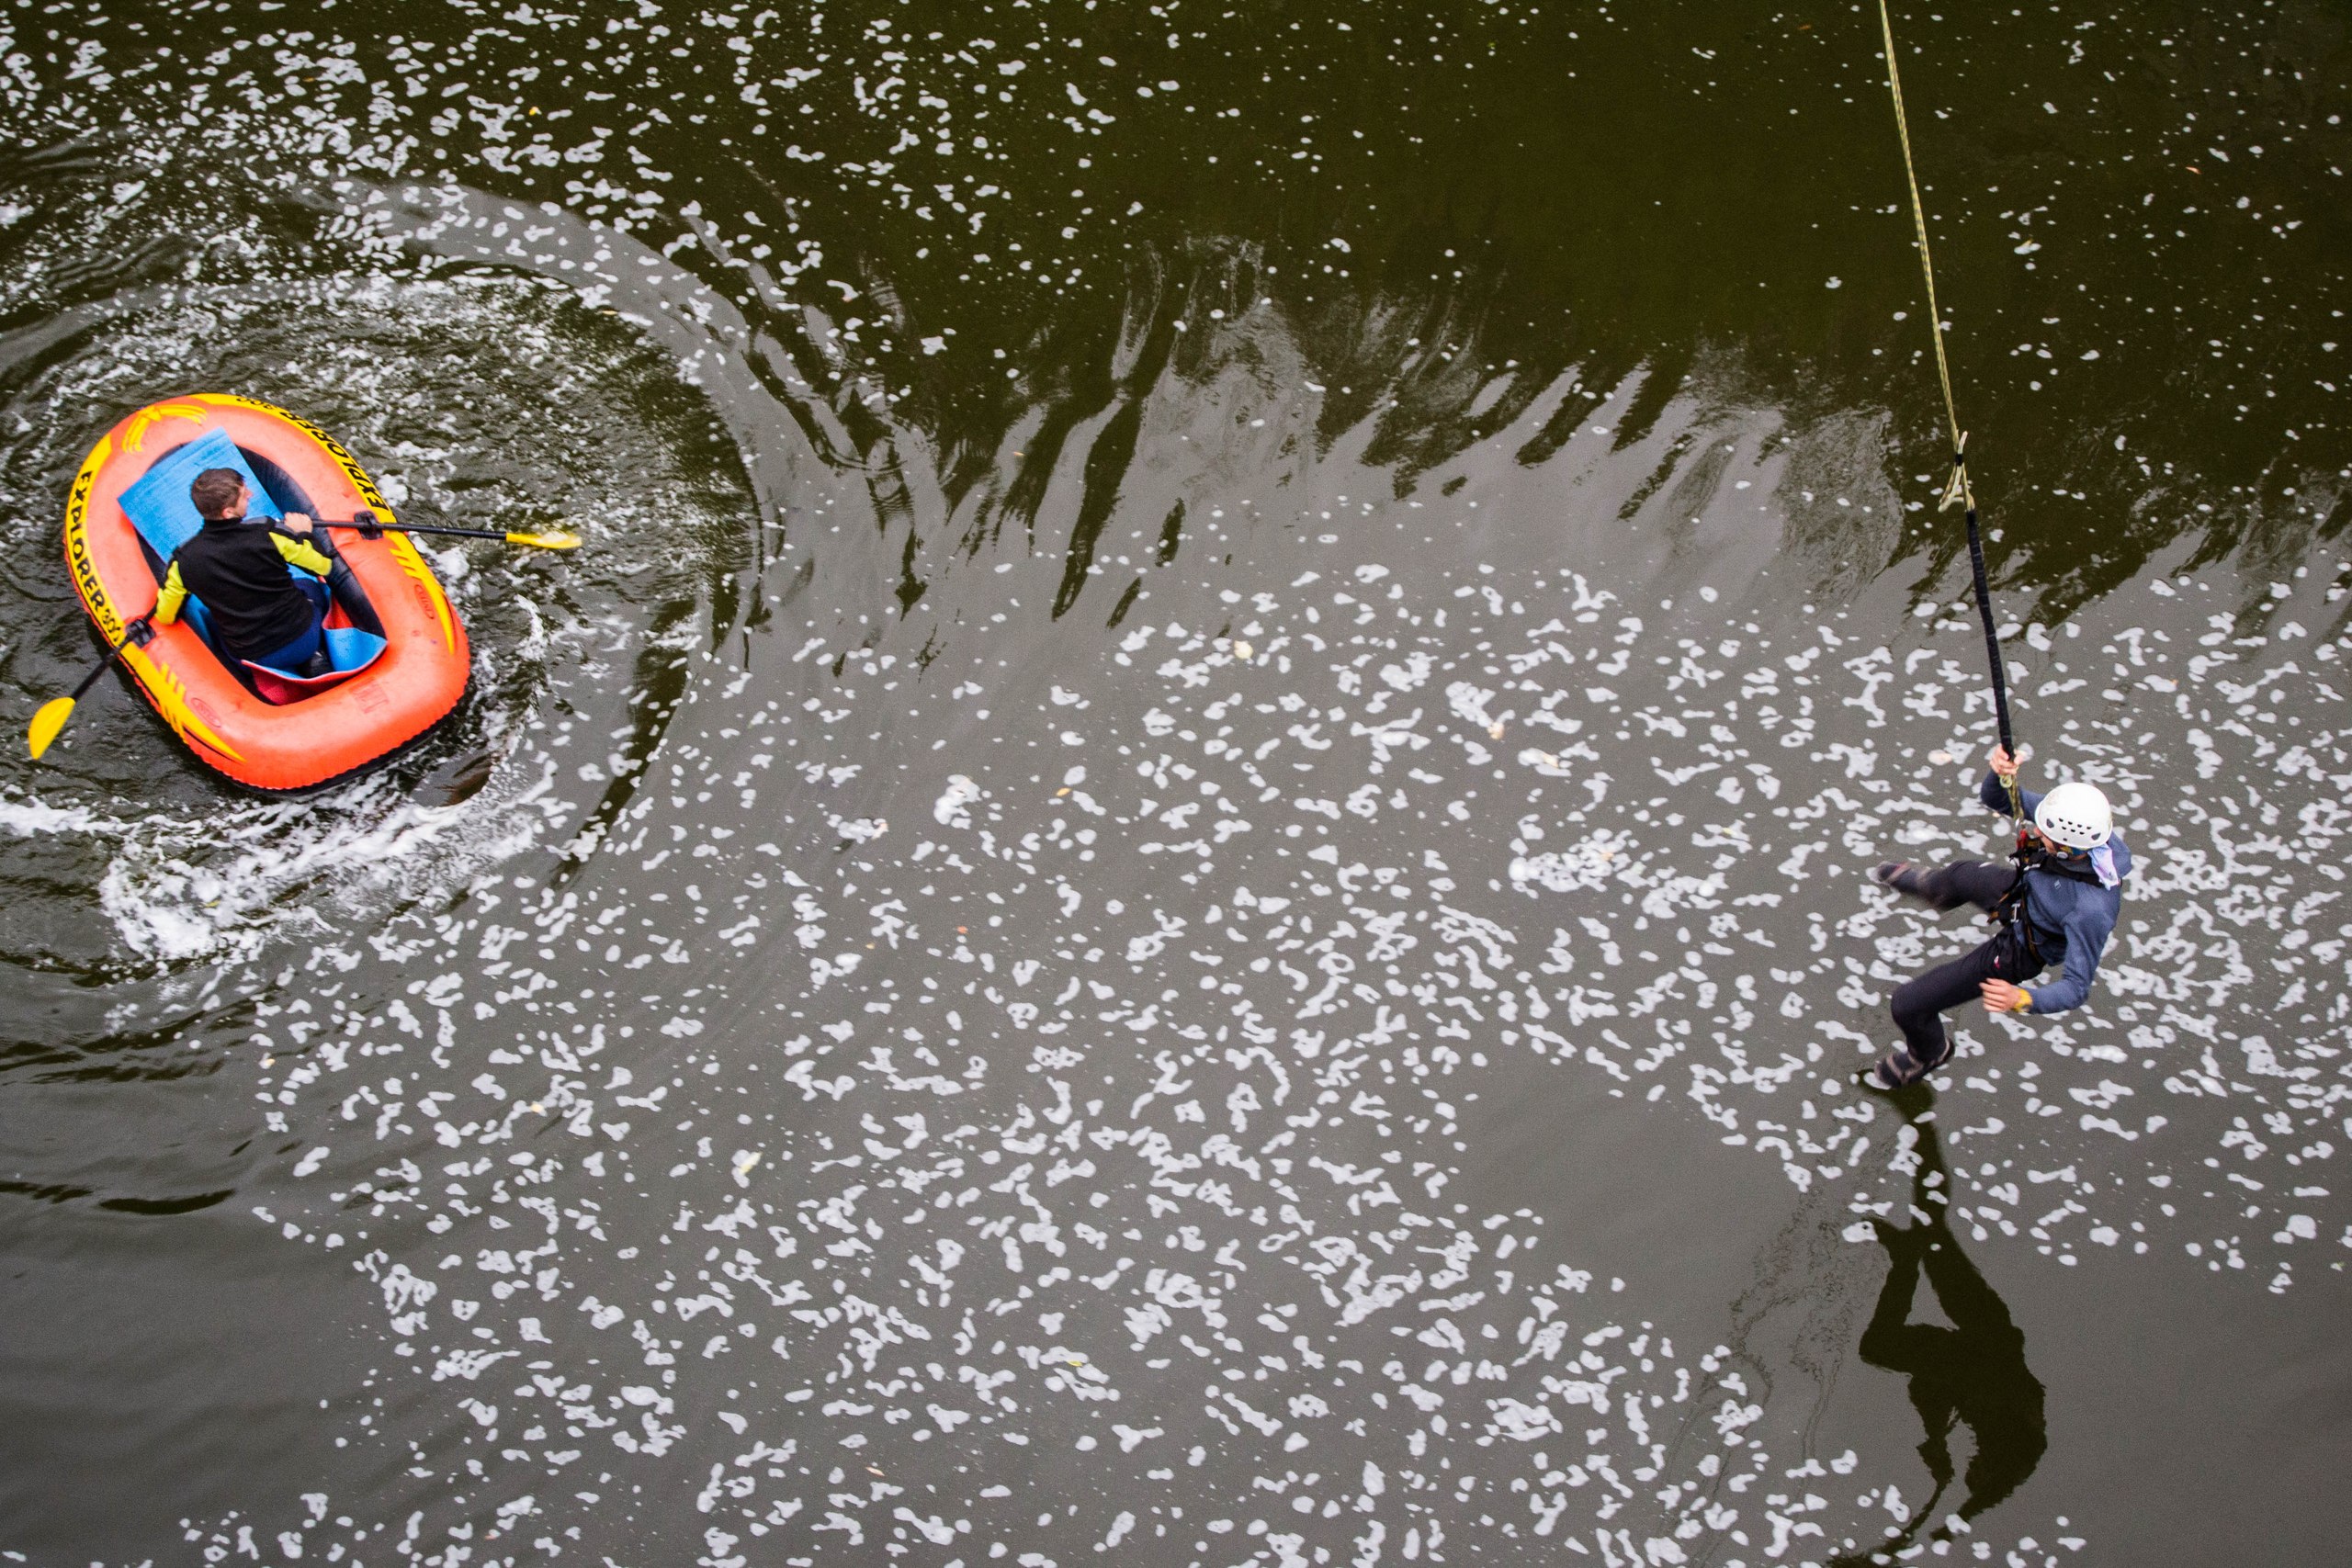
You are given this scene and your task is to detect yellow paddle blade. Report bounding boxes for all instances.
[27,696,75,760]
[504,530,582,550]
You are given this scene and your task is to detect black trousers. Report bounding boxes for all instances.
[1889,862,2044,1059]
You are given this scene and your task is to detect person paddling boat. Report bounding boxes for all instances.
[152,468,359,678]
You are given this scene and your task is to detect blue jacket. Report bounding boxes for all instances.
[1978,772,2131,1014]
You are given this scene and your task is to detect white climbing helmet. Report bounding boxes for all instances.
[2034,781,2113,851]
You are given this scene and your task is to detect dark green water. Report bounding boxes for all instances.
[0,1,2346,1563]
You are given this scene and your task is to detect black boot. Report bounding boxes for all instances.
[1868,1023,1955,1090]
[1871,861,1935,906]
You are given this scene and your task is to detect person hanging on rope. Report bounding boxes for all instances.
[1862,745,2132,1089]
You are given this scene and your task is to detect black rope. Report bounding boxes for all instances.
[1962,503,2014,759]
[1955,456,2025,824]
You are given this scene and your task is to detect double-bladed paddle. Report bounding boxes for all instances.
[27,618,150,760]
[27,515,578,760]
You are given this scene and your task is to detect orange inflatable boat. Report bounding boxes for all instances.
[63,394,469,791]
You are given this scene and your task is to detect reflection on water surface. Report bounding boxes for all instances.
[1843,1112,2047,1562]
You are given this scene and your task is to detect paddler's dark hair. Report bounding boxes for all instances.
[189,467,247,519]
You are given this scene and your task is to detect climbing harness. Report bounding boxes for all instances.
[1874,0,2024,826]
[1986,841,2103,976]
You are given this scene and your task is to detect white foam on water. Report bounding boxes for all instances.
[0,6,2328,1564]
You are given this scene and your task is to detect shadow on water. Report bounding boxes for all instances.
[1834,1106,2048,1565]
[407,745,497,809]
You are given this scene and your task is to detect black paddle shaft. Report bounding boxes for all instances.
[73,618,151,699]
[320,515,512,543]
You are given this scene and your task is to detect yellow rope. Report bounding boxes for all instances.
[1876,0,2024,821]
[1876,0,1975,514]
